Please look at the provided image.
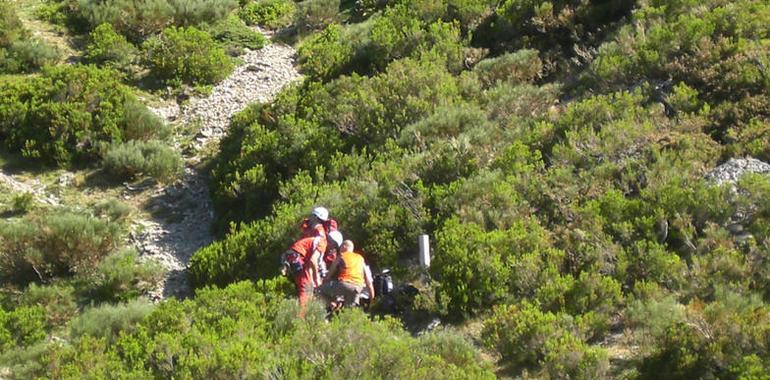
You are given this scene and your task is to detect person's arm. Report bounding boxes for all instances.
[323,259,340,285]
[308,250,321,287]
[364,265,375,300]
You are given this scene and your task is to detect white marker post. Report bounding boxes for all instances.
[418,234,430,270]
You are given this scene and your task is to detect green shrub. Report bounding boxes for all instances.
[202,16,268,55]
[20,284,78,328]
[121,100,171,142]
[1,40,60,73]
[72,0,237,40]
[102,140,183,183]
[0,3,59,74]
[10,193,36,214]
[0,65,165,166]
[93,199,133,223]
[239,0,296,29]
[294,0,342,36]
[84,249,164,303]
[143,26,234,85]
[483,302,608,379]
[297,24,354,80]
[84,23,138,70]
[473,49,542,87]
[277,309,495,378]
[431,217,552,315]
[69,300,154,343]
[0,210,122,286]
[0,305,47,352]
[634,288,770,379]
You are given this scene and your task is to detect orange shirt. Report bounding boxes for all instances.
[338,251,365,286]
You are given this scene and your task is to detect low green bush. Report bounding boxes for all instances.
[203,16,268,55]
[92,199,133,223]
[483,302,608,379]
[297,24,353,80]
[83,249,164,303]
[0,305,47,352]
[84,23,138,70]
[239,0,296,29]
[0,3,59,74]
[0,210,122,286]
[19,283,78,329]
[69,299,154,343]
[143,26,234,85]
[473,49,542,87]
[294,0,342,36]
[102,140,183,183]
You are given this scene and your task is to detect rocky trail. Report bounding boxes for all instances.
[132,37,300,300]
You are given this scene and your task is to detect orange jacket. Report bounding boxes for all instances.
[338,251,365,286]
[290,223,327,260]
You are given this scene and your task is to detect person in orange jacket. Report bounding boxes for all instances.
[318,240,375,310]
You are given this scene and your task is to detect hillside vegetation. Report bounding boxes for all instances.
[2,0,770,378]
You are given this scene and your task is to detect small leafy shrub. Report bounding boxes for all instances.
[239,0,296,29]
[121,100,171,142]
[93,199,132,223]
[278,309,495,378]
[203,16,268,55]
[631,288,770,379]
[431,217,552,315]
[473,49,542,87]
[0,306,47,352]
[0,3,59,74]
[20,284,78,328]
[294,0,342,36]
[0,40,60,73]
[0,210,122,286]
[483,302,609,379]
[10,193,36,214]
[84,23,138,70]
[69,299,154,343]
[143,26,234,85]
[102,140,183,183]
[84,249,164,303]
[297,24,353,80]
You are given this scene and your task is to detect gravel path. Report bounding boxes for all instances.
[133,38,301,300]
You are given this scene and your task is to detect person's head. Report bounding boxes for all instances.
[308,206,329,226]
[341,240,354,253]
[328,231,343,248]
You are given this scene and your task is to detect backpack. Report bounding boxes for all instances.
[373,269,394,297]
[280,250,304,276]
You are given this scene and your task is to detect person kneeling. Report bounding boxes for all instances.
[319,240,374,311]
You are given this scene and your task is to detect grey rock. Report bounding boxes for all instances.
[705,158,770,185]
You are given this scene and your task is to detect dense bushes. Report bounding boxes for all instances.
[143,26,234,85]
[1,281,494,378]
[0,65,169,166]
[71,0,238,40]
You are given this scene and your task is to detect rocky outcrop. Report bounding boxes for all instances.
[705,157,770,185]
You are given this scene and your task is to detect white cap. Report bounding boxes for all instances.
[311,206,329,221]
[328,230,343,247]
